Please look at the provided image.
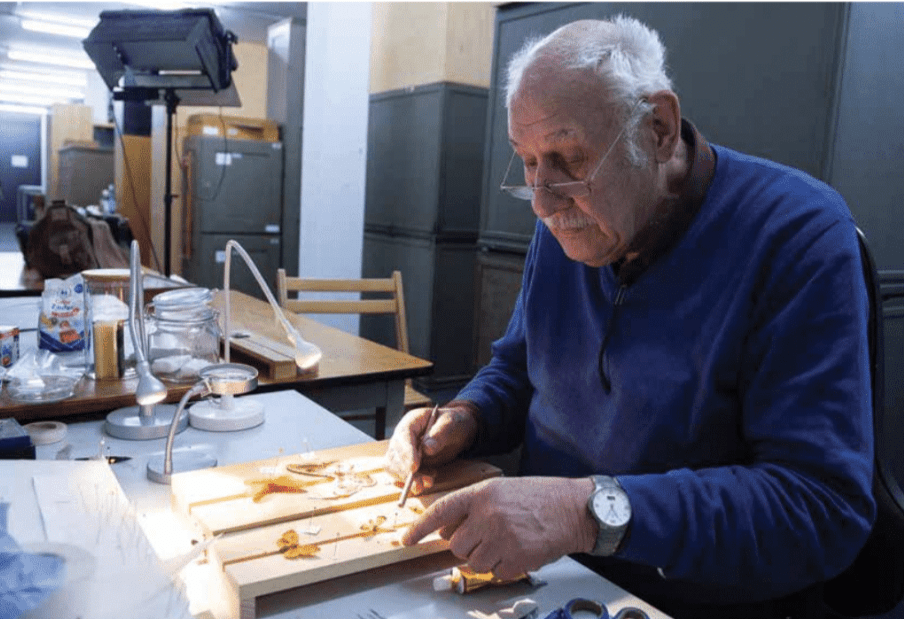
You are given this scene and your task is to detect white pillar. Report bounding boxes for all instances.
[299,2,373,335]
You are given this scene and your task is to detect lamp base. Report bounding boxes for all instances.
[146,450,218,484]
[104,404,186,440]
[188,396,264,432]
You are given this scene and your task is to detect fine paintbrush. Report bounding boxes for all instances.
[398,404,440,507]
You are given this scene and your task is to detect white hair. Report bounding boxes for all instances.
[504,16,673,166]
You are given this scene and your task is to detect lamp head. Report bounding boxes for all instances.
[135,360,167,405]
[199,363,258,395]
[286,324,323,371]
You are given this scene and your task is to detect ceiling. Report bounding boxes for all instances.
[0,1,307,57]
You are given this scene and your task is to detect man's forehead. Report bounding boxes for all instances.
[508,86,610,147]
[507,125,578,148]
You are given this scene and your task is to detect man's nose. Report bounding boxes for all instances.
[530,160,571,210]
[531,184,568,218]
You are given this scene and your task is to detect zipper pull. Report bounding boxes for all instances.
[599,285,628,393]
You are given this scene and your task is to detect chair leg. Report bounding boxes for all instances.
[374,406,386,441]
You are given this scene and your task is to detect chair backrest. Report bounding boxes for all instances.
[823,228,904,616]
[276,269,411,354]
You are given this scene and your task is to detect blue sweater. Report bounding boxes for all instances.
[457,144,875,608]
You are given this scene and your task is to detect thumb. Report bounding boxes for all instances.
[421,418,446,457]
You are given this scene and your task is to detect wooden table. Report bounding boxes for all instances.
[0,290,433,439]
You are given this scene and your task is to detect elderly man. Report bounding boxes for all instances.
[386,16,874,619]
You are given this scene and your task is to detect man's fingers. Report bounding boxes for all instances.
[437,511,466,540]
[385,406,438,479]
[403,407,434,471]
[409,470,436,496]
[449,527,483,563]
[401,488,471,546]
[421,411,452,456]
[464,545,501,576]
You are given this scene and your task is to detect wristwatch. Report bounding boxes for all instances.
[587,475,632,556]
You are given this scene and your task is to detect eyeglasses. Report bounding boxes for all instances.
[499,102,639,201]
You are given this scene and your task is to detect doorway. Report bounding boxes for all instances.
[0,111,42,223]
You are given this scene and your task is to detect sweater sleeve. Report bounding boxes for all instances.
[454,226,542,456]
[615,217,876,599]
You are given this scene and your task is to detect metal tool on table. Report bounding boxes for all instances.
[398,403,440,507]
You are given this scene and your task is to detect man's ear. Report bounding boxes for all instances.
[646,91,681,162]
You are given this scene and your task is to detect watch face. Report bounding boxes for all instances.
[592,487,631,526]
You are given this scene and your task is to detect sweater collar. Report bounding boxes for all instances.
[614,119,715,286]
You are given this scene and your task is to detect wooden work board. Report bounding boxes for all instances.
[170,440,502,619]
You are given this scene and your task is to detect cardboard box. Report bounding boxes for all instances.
[186,114,280,142]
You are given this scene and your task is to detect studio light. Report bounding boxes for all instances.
[83,8,240,276]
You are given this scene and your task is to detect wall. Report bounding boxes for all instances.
[363,3,495,387]
[298,2,373,335]
[369,2,494,92]
[46,103,94,201]
[828,2,904,272]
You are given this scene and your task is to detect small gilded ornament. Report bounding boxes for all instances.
[246,475,314,502]
[277,529,320,559]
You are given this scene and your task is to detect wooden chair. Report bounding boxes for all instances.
[276,269,433,439]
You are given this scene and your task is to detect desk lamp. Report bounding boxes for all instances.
[104,241,186,440]
[146,362,258,484]
[188,239,322,431]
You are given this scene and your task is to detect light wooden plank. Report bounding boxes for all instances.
[171,440,500,537]
[283,299,398,315]
[174,440,501,618]
[226,333,299,381]
[213,495,449,601]
[284,278,396,293]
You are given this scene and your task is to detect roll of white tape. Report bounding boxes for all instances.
[23,421,68,445]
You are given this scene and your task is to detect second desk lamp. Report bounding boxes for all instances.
[187,239,322,431]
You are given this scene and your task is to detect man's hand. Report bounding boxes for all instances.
[384,404,479,495]
[401,476,597,580]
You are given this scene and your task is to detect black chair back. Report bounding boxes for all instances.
[823,228,904,617]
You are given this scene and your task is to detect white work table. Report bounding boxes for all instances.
[3,389,670,619]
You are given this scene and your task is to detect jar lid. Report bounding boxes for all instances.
[82,268,130,282]
[150,287,216,322]
[152,287,214,309]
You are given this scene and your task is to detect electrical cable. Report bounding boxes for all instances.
[194,106,230,203]
[112,111,163,272]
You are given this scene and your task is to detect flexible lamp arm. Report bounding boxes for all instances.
[163,381,209,476]
[129,240,148,362]
[128,240,167,406]
[223,240,322,371]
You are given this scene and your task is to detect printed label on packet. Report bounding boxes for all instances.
[38,274,87,352]
[0,326,19,367]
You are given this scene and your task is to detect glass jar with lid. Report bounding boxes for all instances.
[146,287,220,383]
[83,268,135,380]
